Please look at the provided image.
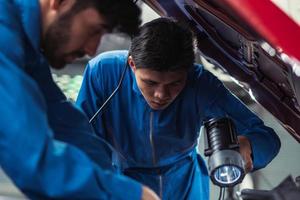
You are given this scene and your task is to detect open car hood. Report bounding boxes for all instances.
[143,0,300,142]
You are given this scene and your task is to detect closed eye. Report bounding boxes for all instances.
[142,79,158,86]
[170,81,182,86]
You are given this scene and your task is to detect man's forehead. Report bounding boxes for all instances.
[75,8,106,24]
[139,69,187,82]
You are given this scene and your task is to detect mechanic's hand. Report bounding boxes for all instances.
[238,136,253,173]
[141,186,160,200]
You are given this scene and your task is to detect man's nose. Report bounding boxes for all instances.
[154,86,170,100]
[84,35,101,56]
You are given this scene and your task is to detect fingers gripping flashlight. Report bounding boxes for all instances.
[204,117,245,187]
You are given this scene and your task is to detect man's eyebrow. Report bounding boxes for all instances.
[141,78,157,83]
[172,79,183,83]
[164,78,183,85]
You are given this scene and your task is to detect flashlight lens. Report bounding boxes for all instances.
[213,165,242,185]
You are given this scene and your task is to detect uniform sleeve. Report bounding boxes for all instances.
[76,60,108,138]
[76,52,128,143]
[0,6,142,200]
[30,55,120,171]
[200,70,281,170]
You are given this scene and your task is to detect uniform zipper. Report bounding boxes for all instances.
[159,175,163,198]
[149,112,156,165]
[149,111,163,198]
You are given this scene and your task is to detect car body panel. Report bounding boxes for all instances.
[143,0,300,142]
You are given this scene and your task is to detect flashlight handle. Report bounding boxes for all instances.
[203,117,240,157]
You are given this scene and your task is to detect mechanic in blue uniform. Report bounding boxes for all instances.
[0,0,159,199]
[76,18,281,200]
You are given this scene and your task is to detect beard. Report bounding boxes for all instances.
[42,13,73,69]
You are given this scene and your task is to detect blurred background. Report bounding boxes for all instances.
[1,1,299,199]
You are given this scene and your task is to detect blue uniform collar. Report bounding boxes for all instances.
[16,0,41,52]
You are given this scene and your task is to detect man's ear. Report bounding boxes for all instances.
[50,0,73,12]
[128,56,137,73]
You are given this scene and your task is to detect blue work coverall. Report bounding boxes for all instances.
[0,1,142,199]
[76,50,281,200]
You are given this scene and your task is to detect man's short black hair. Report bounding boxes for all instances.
[70,0,141,36]
[129,17,195,71]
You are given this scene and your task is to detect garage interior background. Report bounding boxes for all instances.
[0,1,299,199]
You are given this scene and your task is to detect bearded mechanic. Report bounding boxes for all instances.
[0,0,159,199]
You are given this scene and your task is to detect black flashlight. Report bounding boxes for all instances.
[204,117,245,187]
